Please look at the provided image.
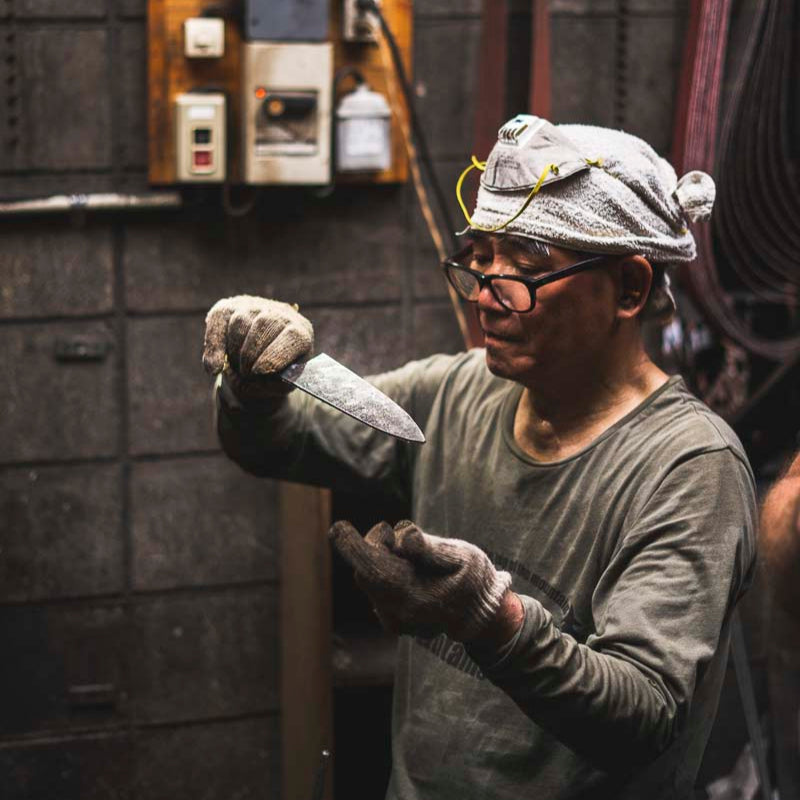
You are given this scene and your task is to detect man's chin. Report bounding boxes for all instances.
[484,349,523,381]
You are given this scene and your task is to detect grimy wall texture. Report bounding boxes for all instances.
[0,1,690,798]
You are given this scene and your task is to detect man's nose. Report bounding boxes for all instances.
[476,279,507,314]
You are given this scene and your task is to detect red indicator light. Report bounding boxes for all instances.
[255,86,267,100]
[193,150,212,167]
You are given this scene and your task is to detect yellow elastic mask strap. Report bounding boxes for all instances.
[456,160,560,232]
[456,156,487,225]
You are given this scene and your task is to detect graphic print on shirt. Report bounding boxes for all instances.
[414,550,584,679]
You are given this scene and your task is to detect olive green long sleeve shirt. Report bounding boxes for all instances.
[216,350,757,800]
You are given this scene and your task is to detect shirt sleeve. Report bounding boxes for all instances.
[467,447,757,770]
[215,352,465,502]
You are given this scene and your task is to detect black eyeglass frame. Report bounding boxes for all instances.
[441,247,609,313]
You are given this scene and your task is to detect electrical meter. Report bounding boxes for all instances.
[242,42,333,185]
[175,93,226,182]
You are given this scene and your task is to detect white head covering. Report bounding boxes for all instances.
[465,115,715,265]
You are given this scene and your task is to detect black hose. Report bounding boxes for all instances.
[357,0,460,252]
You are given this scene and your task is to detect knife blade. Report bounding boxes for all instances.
[279,353,426,443]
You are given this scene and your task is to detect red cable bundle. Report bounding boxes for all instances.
[672,0,800,359]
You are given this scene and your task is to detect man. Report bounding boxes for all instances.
[761,451,800,617]
[760,450,800,796]
[204,116,756,799]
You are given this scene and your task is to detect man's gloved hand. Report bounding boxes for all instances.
[329,519,513,643]
[203,295,313,402]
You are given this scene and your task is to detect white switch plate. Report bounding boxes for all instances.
[184,18,225,59]
[175,93,226,182]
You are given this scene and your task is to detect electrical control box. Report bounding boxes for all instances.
[175,93,226,182]
[148,0,410,185]
[245,0,329,42]
[242,42,332,185]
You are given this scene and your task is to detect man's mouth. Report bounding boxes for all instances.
[483,330,520,343]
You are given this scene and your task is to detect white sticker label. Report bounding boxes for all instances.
[344,119,387,156]
[188,105,215,120]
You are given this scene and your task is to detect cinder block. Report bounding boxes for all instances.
[124,187,405,312]
[411,302,466,360]
[551,17,616,126]
[410,159,470,302]
[414,0,482,16]
[0,321,117,464]
[0,463,122,602]
[285,185,406,304]
[550,0,615,14]
[135,717,279,800]
[624,16,682,155]
[16,0,106,17]
[0,603,127,736]
[0,733,132,800]
[131,589,278,723]
[0,173,117,200]
[113,169,151,195]
[414,19,482,158]
[127,315,217,456]
[0,223,113,319]
[119,0,146,17]
[119,23,147,168]
[629,0,681,13]
[312,304,409,376]
[15,29,112,170]
[123,214,243,313]
[131,455,279,591]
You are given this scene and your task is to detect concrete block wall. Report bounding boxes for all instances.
[0,1,694,798]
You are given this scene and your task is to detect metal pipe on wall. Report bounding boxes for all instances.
[0,192,183,216]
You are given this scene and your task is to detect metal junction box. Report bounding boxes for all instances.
[245,0,329,42]
[242,42,333,185]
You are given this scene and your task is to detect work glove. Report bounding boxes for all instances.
[329,519,513,643]
[203,295,313,402]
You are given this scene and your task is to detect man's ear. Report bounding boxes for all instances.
[615,255,653,320]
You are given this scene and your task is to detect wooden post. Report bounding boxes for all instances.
[280,483,333,800]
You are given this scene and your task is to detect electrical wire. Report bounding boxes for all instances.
[222,182,258,217]
[358,0,459,250]
[673,0,800,359]
[363,3,477,348]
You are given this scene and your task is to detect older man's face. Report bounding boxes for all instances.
[471,234,619,387]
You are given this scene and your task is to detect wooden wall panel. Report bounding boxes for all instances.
[280,484,333,800]
[147,0,243,183]
[147,0,411,184]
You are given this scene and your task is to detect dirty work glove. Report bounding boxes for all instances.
[203,295,313,402]
[329,520,513,642]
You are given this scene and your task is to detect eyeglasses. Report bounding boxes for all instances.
[442,246,607,313]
